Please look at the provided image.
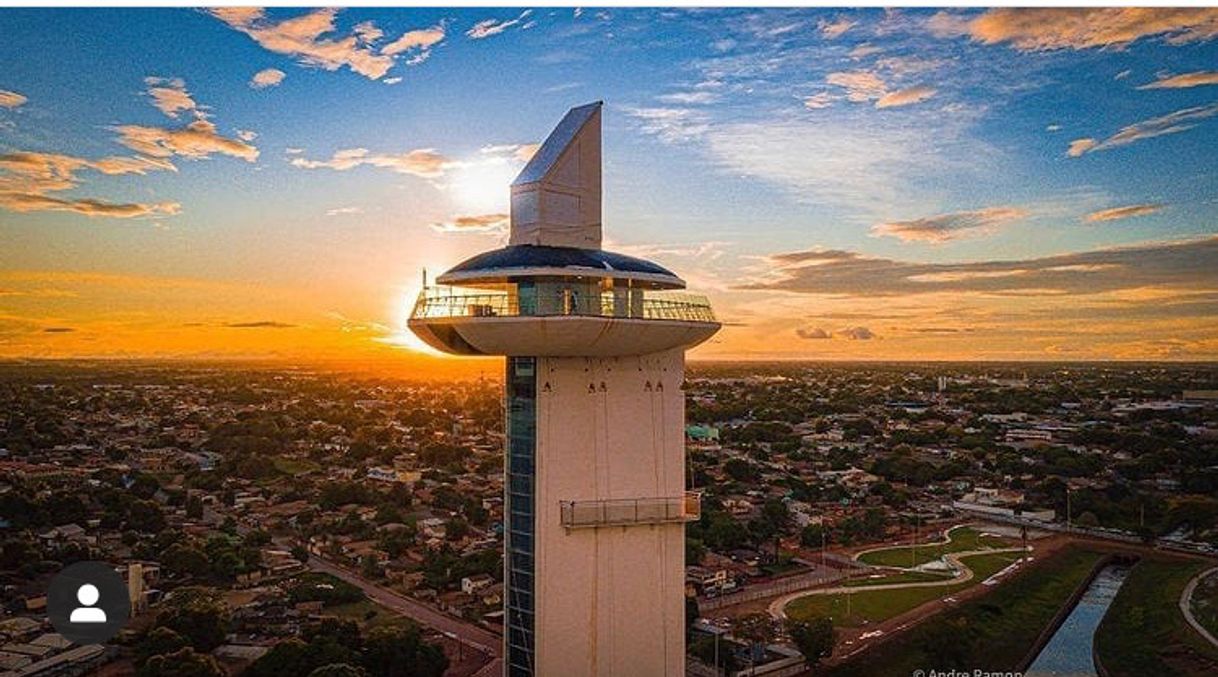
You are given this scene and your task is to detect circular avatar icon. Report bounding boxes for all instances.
[47,561,130,645]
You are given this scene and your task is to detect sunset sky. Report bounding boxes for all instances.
[2,7,1217,365]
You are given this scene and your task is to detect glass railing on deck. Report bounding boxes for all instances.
[559,491,702,529]
[411,287,717,323]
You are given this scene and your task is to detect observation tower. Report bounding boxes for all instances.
[409,102,719,676]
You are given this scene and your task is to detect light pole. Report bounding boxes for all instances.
[1066,486,1072,533]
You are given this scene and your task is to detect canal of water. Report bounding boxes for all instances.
[1025,564,1131,677]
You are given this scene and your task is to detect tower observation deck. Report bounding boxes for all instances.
[409,102,719,677]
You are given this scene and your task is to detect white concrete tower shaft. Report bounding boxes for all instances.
[408,101,718,677]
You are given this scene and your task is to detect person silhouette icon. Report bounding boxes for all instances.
[69,584,107,623]
[49,561,129,644]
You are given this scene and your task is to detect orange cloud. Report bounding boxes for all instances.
[0,151,178,219]
[290,147,451,177]
[872,207,1027,243]
[383,25,445,56]
[0,89,27,109]
[1084,204,1163,223]
[968,8,1218,51]
[1137,71,1218,89]
[0,193,179,218]
[113,120,259,162]
[210,8,394,80]
[430,213,509,233]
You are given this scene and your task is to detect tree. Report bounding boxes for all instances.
[138,647,224,677]
[361,625,448,677]
[135,627,188,666]
[127,499,167,533]
[162,543,209,579]
[800,524,829,549]
[245,635,357,677]
[686,595,700,641]
[185,495,204,520]
[308,665,368,677]
[303,618,362,652]
[360,555,382,579]
[153,587,229,652]
[786,616,834,668]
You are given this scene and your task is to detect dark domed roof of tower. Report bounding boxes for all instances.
[437,244,684,287]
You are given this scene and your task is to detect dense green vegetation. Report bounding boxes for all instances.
[787,550,1021,627]
[829,546,1107,677]
[1095,557,1218,676]
[856,526,1012,568]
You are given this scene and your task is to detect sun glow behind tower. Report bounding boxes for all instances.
[409,102,719,676]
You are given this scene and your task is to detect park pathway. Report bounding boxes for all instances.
[1180,566,1218,650]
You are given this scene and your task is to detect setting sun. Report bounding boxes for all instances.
[450,159,517,214]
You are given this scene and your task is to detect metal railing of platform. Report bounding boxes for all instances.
[411,287,717,324]
[559,491,702,529]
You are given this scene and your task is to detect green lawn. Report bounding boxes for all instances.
[1095,557,1218,676]
[273,456,321,475]
[1194,570,1218,640]
[787,551,1022,628]
[829,546,1108,677]
[856,526,1012,568]
[325,599,418,630]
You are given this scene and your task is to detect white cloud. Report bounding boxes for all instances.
[657,91,720,105]
[250,68,286,89]
[701,115,978,215]
[818,17,855,39]
[1068,103,1218,156]
[827,70,887,102]
[876,85,937,109]
[144,77,200,119]
[624,107,710,142]
[467,10,532,40]
[803,93,835,109]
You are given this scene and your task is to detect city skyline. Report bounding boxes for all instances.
[3,7,1218,364]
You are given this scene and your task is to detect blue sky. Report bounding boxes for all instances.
[1,7,1217,361]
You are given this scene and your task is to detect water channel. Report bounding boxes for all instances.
[1026,564,1131,677]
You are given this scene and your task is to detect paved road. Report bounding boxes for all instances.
[307,555,502,658]
[1180,566,1218,650]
